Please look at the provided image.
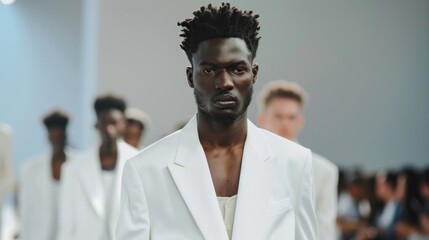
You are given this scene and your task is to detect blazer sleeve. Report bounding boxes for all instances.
[57,163,76,240]
[316,165,338,240]
[116,160,150,240]
[295,150,319,240]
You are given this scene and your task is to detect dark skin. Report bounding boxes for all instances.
[124,121,144,148]
[96,109,127,170]
[48,127,67,181]
[186,38,258,197]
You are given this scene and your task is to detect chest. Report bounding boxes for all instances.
[205,148,243,197]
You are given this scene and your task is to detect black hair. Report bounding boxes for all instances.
[399,167,423,226]
[43,110,69,130]
[178,2,261,62]
[94,95,126,115]
[385,171,398,189]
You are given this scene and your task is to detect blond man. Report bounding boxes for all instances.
[258,80,338,240]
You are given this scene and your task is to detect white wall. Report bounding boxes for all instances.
[96,0,429,170]
[0,0,98,168]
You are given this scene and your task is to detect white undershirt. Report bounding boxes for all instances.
[217,195,237,240]
[101,170,116,240]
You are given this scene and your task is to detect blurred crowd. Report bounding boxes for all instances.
[337,168,429,240]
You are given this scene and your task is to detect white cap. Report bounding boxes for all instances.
[125,107,151,129]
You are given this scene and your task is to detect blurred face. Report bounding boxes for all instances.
[96,109,126,143]
[48,127,66,150]
[421,183,429,200]
[258,97,304,140]
[187,38,258,125]
[124,122,143,148]
[375,176,395,202]
[348,184,365,201]
[395,175,406,201]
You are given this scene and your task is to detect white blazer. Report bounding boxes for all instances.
[117,116,318,240]
[57,140,138,240]
[18,149,76,240]
[312,153,338,240]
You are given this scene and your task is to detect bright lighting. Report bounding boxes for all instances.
[1,0,16,5]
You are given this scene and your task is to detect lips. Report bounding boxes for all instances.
[213,94,237,108]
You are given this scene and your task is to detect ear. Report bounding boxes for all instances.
[252,63,259,84]
[94,122,99,130]
[257,113,266,127]
[186,67,194,88]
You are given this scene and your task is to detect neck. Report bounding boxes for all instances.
[51,148,66,160]
[197,112,248,148]
[100,139,118,155]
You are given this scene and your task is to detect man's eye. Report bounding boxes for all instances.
[232,67,245,74]
[203,69,214,74]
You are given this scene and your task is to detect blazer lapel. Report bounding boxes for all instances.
[79,147,105,218]
[231,120,272,239]
[168,116,229,240]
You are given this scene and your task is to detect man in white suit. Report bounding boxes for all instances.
[257,80,339,240]
[57,95,138,240]
[19,110,76,240]
[117,3,318,240]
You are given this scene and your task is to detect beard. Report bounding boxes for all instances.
[193,86,253,125]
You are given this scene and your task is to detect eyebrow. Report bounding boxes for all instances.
[199,60,249,67]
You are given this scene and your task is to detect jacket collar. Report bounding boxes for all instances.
[168,116,272,239]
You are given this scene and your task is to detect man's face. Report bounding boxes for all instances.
[124,122,143,148]
[395,175,406,200]
[96,109,126,143]
[375,176,394,202]
[421,183,429,200]
[258,97,304,141]
[48,127,66,150]
[348,184,365,201]
[187,38,258,124]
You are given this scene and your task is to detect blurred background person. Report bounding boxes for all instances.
[124,107,149,149]
[337,171,370,240]
[19,110,76,240]
[57,95,138,240]
[257,80,339,240]
[0,123,14,239]
[419,168,429,237]
[357,171,401,240]
[394,168,425,239]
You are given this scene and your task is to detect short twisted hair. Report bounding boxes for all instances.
[94,95,126,115]
[178,2,261,62]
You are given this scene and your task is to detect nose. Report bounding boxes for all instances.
[106,125,117,136]
[215,69,233,91]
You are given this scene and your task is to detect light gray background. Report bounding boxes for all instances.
[1,0,428,171]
